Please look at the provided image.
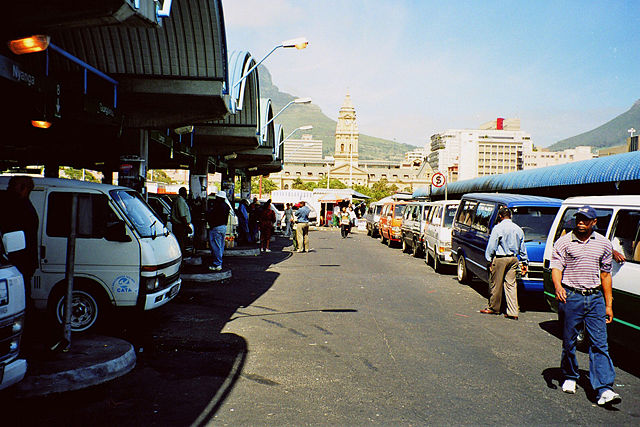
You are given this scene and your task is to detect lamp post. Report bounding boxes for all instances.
[262,98,312,138]
[233,37,309,90]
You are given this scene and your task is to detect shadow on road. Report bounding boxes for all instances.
[3,234,307,425]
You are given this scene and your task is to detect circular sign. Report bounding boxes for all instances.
[431,172,446,187]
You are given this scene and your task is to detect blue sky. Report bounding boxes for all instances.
[222,0,640,148]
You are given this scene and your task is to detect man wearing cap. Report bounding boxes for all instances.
[551,205,621,406]
[481,207,528,320]
[206,191,231,271]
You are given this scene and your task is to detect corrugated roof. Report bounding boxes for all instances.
[420,151,640,197]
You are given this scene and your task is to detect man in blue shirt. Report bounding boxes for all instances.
[481,207,528,319]
[295,201,311,252]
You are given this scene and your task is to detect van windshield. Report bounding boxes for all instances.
[443,205,457,227]
[511,206,560,243]
[394,205,405,216]
[110,189,165,238]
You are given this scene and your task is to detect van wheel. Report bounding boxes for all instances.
[366,227,371,236]
[457,256,471,284]
[434,253,443,273]
[402,238,410,253]
[425,251,432,266]
[412,240,422,258]
[51,287,102,332]
[380,232,387,244]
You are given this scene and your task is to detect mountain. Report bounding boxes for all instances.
[548,100,640,151]
[258,66,418,161]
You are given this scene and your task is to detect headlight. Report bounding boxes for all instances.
[144,277,160,291]
[438,244,451,253]
[9,339,19,352]
[392,226,401,232]
[12,318,23,333]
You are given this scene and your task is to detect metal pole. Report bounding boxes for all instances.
[62,193,78,350]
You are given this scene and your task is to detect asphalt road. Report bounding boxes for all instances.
[4,229,640,425]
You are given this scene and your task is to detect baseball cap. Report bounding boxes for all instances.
[574,205,597,219]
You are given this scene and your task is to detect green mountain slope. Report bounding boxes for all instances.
[548,100,640,151]
[258,66,417,161]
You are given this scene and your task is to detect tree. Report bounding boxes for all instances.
[251,176,278,196]
[316,177,347,189]
[358,178,398,202]
[148,169,174,184]
[61,167,100,183]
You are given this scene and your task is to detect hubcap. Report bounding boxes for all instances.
[57,290,99,332]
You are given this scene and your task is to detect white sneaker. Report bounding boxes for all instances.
[265,249,271,252]
[597,389,621,406]
[562,379,576,394]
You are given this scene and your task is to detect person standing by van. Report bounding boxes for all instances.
[295,201,311,252]
[551,205,621,406]
[283,203,294,237]
[0,176,38,303]
[207,191,231,271]
[481,207,528,320]
[171,187,191,256]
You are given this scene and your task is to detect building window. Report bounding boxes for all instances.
[285,172,290,176]
[284,184,289,189]
[296,172,301,176]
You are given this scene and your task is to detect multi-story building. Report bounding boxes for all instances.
[270,93,432,191]
[523,146,595,169]
[428,118,533,181]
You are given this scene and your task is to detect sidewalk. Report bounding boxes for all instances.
[15,335,135,398]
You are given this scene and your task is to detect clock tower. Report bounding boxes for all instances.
[334,92,359,167]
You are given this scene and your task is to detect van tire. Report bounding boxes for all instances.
[457,255,471,284]
[402,238,410,253]
[49,282,108,333]
[434,253,443,272]
[412,240,422,258]
[380,232,387,244]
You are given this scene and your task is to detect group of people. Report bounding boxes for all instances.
[482,205,622,407]
[282,201,312,252]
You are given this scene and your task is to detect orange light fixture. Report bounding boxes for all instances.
[31,120,52,129]
[8,35,50,55]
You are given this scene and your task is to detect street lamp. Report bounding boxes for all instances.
[283,125,313,143]
[233,37,309,90]
[262,98,312,137]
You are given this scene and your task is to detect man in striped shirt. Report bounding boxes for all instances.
[550,205,621,407]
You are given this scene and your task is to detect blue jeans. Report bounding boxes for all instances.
[559,289,615,397]
[209,225,226,268]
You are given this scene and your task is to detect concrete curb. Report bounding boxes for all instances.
[15,336,136,398]
[195,248,261,257]
[181,270,232,283]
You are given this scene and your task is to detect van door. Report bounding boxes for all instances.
[466,202,496,281]
[608,208,640,335]
[40,190,141,308]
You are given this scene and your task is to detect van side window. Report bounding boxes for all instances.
[472,202,494,233]
[457,201,477,226]
[554,207,613,243]
[47,193,111,238]
[610,210,640,263]
[413,206,420,220]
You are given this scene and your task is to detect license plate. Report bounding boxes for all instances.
[168,284,180,298]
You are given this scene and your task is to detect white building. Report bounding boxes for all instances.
[283,134,323,162]
[523,146,595,169]
[428,118,533,181]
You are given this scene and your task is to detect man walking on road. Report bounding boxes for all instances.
[481,207,528,320]
[551,205,621,406]
[295,201,311,252]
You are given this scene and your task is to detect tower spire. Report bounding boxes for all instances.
[334,92,359,167]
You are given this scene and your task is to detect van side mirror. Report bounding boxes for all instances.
[2,231,26,253]
[105,221,132,242]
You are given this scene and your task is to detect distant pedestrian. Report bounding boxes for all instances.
[295,201,311,252]
[283,203,294,237]
[170,187,192,256]
[237,199,250,245]
[206,191,230,271]
[481,207,528,320]
[259,200,276,252]
[551,205,621,406]
[339,207,351,238]
[248,197,260,244]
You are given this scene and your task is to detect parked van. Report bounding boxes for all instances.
[400,201,431,257]
[379,201,407,247]
[451,193,562,292]
[0,177,182,332]
[0,230,28,390]
[365,202,384,237]
[423,200,460,272]
[542,195,640,346]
